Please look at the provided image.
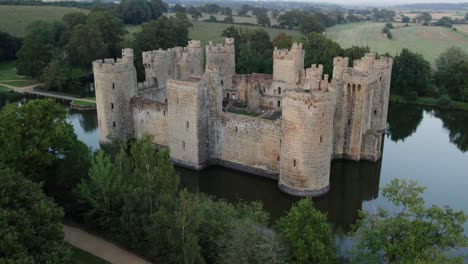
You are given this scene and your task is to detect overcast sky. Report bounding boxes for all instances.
[276,0,467,4]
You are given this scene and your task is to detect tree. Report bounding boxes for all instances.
[133,15,190,80]
[116,0,152,25]
[300,33,343,76]
[272,9,280,19]
[62,12,87,29]
[78,135,180,262]
[278,10,305,29]
[167,190,203,264]
[187,6,202,21]
[202,3,220,14]
[257,13,271,27]
[0,168,71,263]
[16,21,68,78]
[351,179,467,263]
[221,7,232,16]
[207,15,217,22]
[0,31,22,61]
[434,16,452,27]
[224,16,234,24]
[435,46,468,71]
[238,4,251,16]
[197,195,270,263]
[277,199,337,263]
[149,0,168,20]
[0,99,83,182]
[402,16,410,23]
[417,12,432,23]
[42,53,77,92]
[173,4,186,13]
[342,46,371,66]
[87,10,127,58]
[134,16,190,53]
[299,14,326,34]
[436,60,468,101]
[391,48,432,97]
[273,32,293,49]
[219,219,288,264]
[68,24,107,68]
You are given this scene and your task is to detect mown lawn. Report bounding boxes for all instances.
[0,61,27,81]
[0,5,89,37]
[71,98,96,106]
[325,22,468,64]
[124,20,300,47]
[71,246,109,264]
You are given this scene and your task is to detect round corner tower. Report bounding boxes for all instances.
[279,87,336,196]
[93,48,137,143]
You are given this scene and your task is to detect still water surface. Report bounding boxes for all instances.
[67,104,468,248]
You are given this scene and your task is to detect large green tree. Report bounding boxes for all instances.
[77,135,180,262]
[277,199,337,264]
[0,31,22,61]
[300,33,343,76]
[434,47,468,101]
[0,99,86,182]
[391,48,432,97]
[272,32,294,49]
[219,218,288,263]
[351,179,467,263]
[68,24,107,68]
[16,21,68,78]
[0,168,71,263]
[87,10,127,58]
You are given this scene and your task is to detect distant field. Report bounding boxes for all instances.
[326,22,468,64]
[125,21,300,47]
[167,11,279,26]
[0,5,89,37]
[403,12,465,20]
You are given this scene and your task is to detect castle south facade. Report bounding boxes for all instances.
[92,39,393,196]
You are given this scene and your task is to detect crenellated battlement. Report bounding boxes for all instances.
[273,43,304,60]
[93,40,392,198]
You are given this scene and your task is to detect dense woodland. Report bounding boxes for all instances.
[0,1,468,262]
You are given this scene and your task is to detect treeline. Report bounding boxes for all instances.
[1,99,467,263]
[11,9,126,95]
[0,0,113,9]
[391,47,468,106]
[222,26,372,77]
[0,31,21,62]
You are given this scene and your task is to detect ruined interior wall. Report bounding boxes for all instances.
[132,97,168,146]
[217,113,281,174]
[232,74,273,109]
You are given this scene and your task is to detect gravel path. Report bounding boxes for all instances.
[64,225,151,264]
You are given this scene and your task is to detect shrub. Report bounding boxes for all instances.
[437,94,454,109]
[385,22,394,29]
[405,91,418,101]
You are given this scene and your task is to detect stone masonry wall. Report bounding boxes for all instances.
[93,49,137,143]
[131,97,168,146]
[217,113,281,175]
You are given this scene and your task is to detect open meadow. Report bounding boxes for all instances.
[0,5,88,37]
[326,22,468,64]
[125,21,300,47]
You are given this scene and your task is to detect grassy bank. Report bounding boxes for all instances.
[0,5,89,37]
[71,98,96,106]
[390,95,468,111]
[71,246,109,264]
[326,22,468,64]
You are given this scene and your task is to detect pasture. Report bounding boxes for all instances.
[125,21,300,47]
[326,22,468,64]
[0,5,88,37]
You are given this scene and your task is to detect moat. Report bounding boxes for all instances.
[67,103,468,249]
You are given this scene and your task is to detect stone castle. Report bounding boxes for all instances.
[92,38,393,196]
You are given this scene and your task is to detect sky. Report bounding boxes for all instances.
[270,0,467,4]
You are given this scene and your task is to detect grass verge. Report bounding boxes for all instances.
[71,98,96,106]
[71,246,109,264]
[390,95,468,111]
